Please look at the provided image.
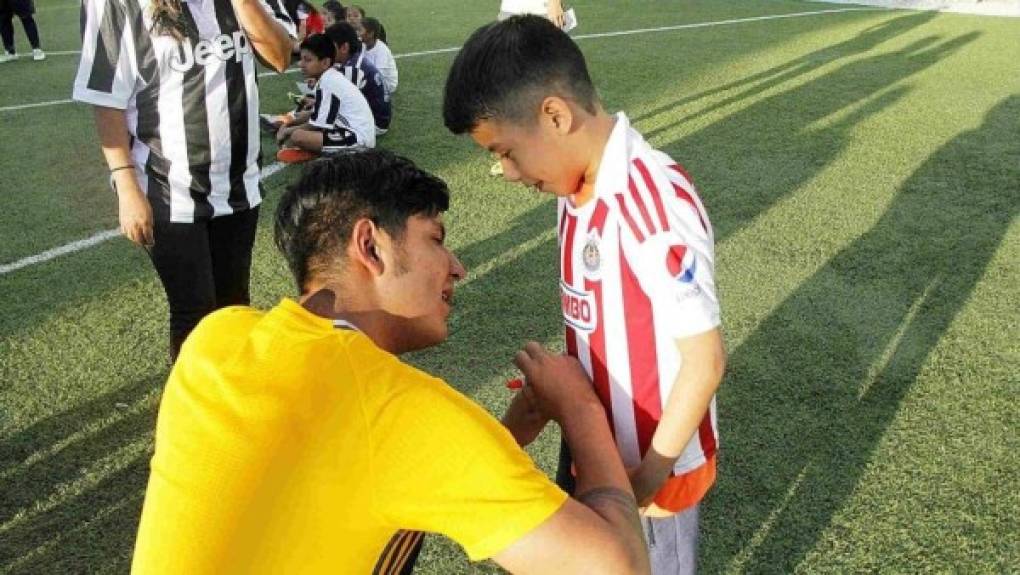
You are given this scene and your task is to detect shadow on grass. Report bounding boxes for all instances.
[632,11,937,127]
[0,375,162,571]
[701,95,1020,572]
[658,31,979,244]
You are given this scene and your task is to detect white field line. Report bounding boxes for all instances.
[0,162,286,275]
[0,6,881,274]
[0,7,879,114]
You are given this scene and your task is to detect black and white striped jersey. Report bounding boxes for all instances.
[309,67,375,148]
[73,0,295,223]
[337,50,391,131]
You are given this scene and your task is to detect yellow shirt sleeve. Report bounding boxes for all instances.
[360,364,568,561]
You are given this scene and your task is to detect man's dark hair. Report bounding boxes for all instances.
[362,16,387,44]
[443,15,598,135]
[275,151,450,291]
[322,0,345,22]
[299,34,336,65]
[325,22,362,57]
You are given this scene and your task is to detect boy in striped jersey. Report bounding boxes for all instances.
[274,33,375,163]
[444,15,726,574]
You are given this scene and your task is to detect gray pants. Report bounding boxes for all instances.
[642,504,700,574]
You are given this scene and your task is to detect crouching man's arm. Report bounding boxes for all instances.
[494,342,649,575]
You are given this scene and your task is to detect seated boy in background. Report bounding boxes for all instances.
[327,21,392,136]
[362,17,398,96]
[443,15,726,574]
[275,34,376,163]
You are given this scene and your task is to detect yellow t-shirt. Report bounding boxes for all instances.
[132,299,567,574]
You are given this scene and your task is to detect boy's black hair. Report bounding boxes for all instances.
[361,16,387,44]
[325,22,362,57]
[275,150,450,292]
[299,34,336,65]
[443,15,598,135]
[321,0,345,21]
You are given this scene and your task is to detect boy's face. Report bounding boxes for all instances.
[471,117,585,197]
[298,50,332,79]
[374,214,466,352]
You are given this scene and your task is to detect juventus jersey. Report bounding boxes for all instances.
[73,0,295,223]
[309,67,376,148]
[558,112,721,508]
[337,50,391,131]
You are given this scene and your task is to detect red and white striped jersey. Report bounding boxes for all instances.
[558,112,720,510]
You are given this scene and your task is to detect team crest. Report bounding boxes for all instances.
[582,236,601,273]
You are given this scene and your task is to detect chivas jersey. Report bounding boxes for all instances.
[558,112,721,509]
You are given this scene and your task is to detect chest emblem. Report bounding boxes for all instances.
[582,235,601,273]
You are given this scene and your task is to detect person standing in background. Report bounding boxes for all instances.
[499,0,564,27]
[0,0,44,62]
[72,0,295,361]
[362,17,397,96]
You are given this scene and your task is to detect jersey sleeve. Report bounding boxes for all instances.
[257,0,298,38]
[308,77,341,129]
[73,0,141,109]
[368,373,568,561]
[620,157,721,339]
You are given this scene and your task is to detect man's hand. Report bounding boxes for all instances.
[501,389,549,447]
[513,342,599,424]
[115,172,154,247]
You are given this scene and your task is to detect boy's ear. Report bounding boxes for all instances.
[540,96,574,136]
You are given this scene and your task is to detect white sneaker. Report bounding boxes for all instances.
[32,48,45,61]
[0,52,16,63]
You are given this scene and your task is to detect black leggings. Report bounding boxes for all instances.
[0,3,40,53]
[150,207,260,361]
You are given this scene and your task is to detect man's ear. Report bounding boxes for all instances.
[540,96,575,136]
[349,218,385,277]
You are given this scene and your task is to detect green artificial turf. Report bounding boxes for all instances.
[1,1,1017,572]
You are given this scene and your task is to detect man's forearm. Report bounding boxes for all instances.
[232,0,292,72]
[562,402,646,566]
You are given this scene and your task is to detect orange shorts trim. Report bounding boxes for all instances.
[651,453,717,513]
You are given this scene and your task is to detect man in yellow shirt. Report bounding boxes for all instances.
[132,150,649,574]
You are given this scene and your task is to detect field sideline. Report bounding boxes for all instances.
[0,1,1017,573]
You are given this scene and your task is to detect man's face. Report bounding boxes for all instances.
[376,214,466,352]
[470,118,585,197]
[298,50,331,79]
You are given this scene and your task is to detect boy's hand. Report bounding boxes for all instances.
[512,342,599,424]
[276,125,294,144]
[627,462,670,509]
[502,389,549,447]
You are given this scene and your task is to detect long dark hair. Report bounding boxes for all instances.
[150,0,186,41]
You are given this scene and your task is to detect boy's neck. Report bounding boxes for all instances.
[571,111,618,207]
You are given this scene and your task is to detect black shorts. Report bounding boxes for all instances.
[0,0,35,17]
[321,127,359,152]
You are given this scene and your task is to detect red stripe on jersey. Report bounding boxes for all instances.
[561,213,578,283]
[667,162,694,184]
[697,408,717,458]
[561,213,579,358]
[558,204,569,240]
[589,199,609,235]
[585,278,613,435]
[671,182,708,233]
[627,175,657,236]
[619,248,661,457]
[614,193,646,243]
[633,158,670,232]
